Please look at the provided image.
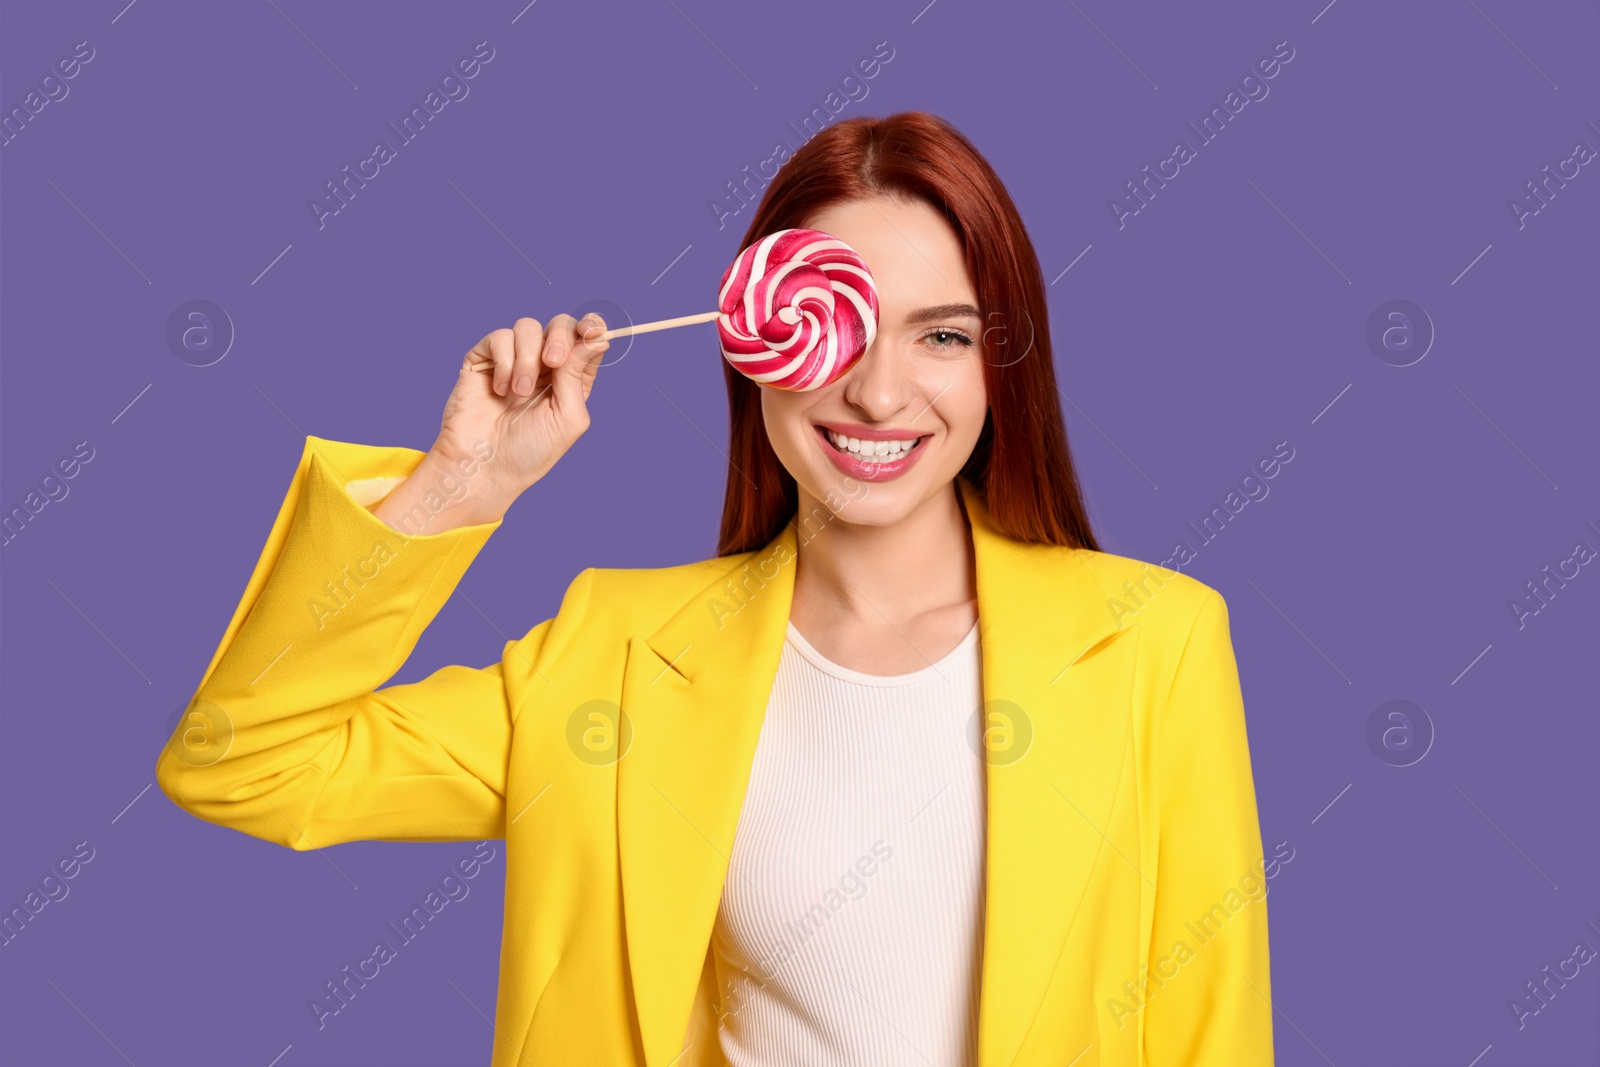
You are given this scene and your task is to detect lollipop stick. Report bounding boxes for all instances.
[602,310,719,339]
[467,310,719,373]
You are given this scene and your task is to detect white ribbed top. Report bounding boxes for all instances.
[711,617,987,1065]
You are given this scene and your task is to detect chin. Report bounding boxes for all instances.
[799,499,909,538]
[796,464,934,526]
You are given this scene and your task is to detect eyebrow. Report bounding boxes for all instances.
[903,302,982,325]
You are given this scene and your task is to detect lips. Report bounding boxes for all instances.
[813,424,930,481]
[822,427,923,460]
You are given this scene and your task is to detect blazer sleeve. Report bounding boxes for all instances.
[155,434,546,849]
[1143,590,1275,1065]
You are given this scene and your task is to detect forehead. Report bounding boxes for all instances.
[802,196,976,319]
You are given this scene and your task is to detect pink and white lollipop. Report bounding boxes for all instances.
[714,228,879,391]
[471,228,879,391]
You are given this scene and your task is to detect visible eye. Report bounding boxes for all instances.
[919,327,974,350]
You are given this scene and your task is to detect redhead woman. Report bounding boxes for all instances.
[157,111,1274,1066]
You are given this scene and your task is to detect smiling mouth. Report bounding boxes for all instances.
[816,426,929,464]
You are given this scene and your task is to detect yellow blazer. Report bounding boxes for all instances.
[157,436,1274,1067]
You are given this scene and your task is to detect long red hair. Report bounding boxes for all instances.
[717,111,1099,557]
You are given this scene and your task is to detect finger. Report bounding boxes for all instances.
[578,311,607,344]
[467,328,518,397]
[571,312,610,401]
[539,314,581,414]
[566,313,610,402]
[463,332,497,376]
[510,317,545,397]
[569,311,608,368]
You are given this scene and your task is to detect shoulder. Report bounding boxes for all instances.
[555,549,759,630]
[1071,547,1229,645]
[1068,551,1242,716]
[507,550,757,672]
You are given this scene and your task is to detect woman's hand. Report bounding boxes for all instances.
[438,312,609,492]
[368,313,609,534]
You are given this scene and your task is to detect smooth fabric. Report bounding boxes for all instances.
[710,617,985,1064]
[156,435,1275,1067]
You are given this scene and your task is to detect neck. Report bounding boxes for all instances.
[790,479,976,626]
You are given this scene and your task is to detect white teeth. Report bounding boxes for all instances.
[824,429,922,462]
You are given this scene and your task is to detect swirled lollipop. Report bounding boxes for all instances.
[469,228,879,391]
[715,228,879,391]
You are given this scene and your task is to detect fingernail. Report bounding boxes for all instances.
[495,379,507,395]
[514,375,532,395]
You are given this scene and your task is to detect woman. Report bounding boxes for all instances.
[157,112,1274,1066]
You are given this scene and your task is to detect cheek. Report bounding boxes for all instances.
[759,391,810,453]
[949,362,988,437]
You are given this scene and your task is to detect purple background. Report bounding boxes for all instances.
[3,1,1597,1064]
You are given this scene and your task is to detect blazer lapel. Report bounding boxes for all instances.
[616,478,1137,1067]
[619,525,801,1067]
[959,479,1138,1066]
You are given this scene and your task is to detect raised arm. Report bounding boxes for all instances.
[157,435,529,847]
[157,312,611,849]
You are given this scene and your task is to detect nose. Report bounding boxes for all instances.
[840,337,914,421]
